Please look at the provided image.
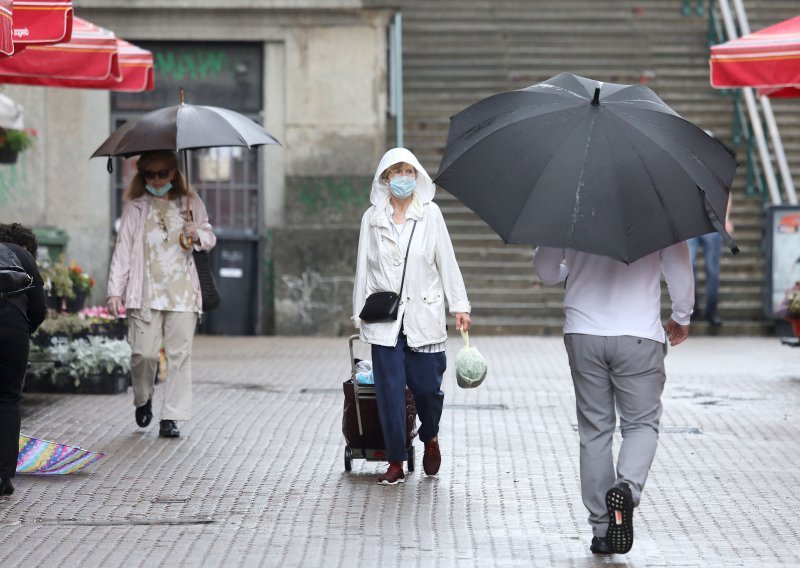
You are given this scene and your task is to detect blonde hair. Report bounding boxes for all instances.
[380,161,417,184]
[123,150,195,201]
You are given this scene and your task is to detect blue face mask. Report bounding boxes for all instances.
[389,175,416,198]
[146,182,172,197]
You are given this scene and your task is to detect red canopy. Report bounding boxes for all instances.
[111,39,154,93]
[12,0,73,46]
[0,17,117,83]
[0,16,154,92]
[710,15,800,98]
[0,1,13,56]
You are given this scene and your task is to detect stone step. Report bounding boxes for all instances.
[464,282,766,301]
[459,272,768,293]
[466,316,775,337]
[450,241,767,261]
[467,298,765,319]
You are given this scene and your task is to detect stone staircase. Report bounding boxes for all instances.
[392,0,800,335]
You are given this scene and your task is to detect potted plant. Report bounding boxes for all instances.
[38,256,95,312]
[27,336,131,394]
[786,282,800,337]
[67,260,94,312]
[30,313,92,348]
[78,304,127,339]
[0,127,35,164]
[38,257,75,311]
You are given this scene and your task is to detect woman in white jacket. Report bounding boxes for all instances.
[353,148,471,485]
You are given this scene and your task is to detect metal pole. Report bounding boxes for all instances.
[730,0,798,205]
[394,12,403,149]
[719,0,782,205]
[760,96,798,204]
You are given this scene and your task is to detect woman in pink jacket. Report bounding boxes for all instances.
[107,150,216,438]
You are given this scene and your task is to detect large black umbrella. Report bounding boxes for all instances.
[434,72,738,263]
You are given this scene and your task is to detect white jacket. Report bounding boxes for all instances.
[353,148,470,348]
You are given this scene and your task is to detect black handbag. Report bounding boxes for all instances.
[193,249,221,311]
[181,197,221,312]
[359,221,416,323]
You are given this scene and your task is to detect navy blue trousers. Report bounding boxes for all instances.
[371,332,446,462]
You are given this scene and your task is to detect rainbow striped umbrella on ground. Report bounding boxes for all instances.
[16,434,105,475]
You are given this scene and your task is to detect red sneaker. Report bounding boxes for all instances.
[378,461,405,485]
[423,438,441,475]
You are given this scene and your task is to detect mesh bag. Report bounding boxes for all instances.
[455,330,487,389]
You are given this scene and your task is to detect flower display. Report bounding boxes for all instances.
[30,336,131,388]
[786,282,800,319]
[78,304,124,322]
[48,336,132,379]
[69,260,94,295]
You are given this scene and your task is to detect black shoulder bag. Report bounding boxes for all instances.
[180,197,221,312]
[359,220,417,323]
[0,243,33,299]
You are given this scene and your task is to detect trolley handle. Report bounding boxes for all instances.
[349,334,361,376]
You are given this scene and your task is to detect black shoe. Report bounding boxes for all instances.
[135,398,153,428]
[590,536,612,554]
[159,420,180,438]
[707,313,723,327]
[0,477,14,495]
[605,482,634,554]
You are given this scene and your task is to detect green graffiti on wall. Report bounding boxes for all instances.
[297,177,371,215]
[155,51,228,81]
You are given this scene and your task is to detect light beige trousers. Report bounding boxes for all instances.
[128,310,198,421]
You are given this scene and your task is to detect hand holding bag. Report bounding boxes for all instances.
[358,221,417,323]
[455,330,487,389]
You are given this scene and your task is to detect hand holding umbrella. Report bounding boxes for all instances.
[93,88,281,249]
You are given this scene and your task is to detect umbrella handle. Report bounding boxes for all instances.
[179,207,194,250]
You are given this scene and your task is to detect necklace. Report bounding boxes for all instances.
[153,198,170,242]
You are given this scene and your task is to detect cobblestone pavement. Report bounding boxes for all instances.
[1,335,798,567]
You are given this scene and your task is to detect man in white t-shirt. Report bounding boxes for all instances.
[534,243,693,555]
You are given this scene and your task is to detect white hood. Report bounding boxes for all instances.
[369,147,435,206]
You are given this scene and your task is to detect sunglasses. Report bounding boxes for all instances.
[142,168,172,180]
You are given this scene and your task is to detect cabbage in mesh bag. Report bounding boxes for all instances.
[455,330,487,389]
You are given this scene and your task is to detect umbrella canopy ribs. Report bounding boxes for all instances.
[435,72,738,264]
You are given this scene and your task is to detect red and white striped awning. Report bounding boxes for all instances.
[0,16,118,82]
[108,38,154,92]
[710,15,800,98]
[0,16,153,92]
[12,0,73,46]
[0,1,14,56]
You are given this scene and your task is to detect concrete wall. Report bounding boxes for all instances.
[3,2,392,331]
[0,86,111,305]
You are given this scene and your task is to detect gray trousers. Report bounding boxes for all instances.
[563,334,667,537]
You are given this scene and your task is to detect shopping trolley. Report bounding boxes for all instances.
[342,334,416,472]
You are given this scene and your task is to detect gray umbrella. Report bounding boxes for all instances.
[435,72,738,263]
[91,102,281,166]
[92,96,281,253]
